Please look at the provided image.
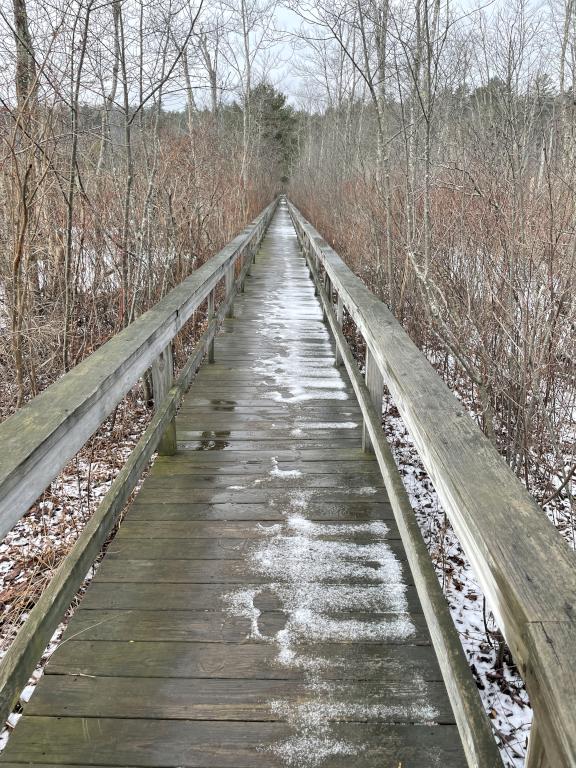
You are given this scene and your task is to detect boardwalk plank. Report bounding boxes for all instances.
[27,677,457,722]
[94,557,413,585]
[126,502,397,523]
[78,582,423,615]
[47,639,435,679]
[62,603,427,641]
[105,537,405,560]
[112,519,394,538]
[0,719,465,767]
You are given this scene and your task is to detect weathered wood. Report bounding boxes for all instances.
[208,289,215,363]
[114,518,391,539]
[362,347,383,454]
[49,636,436,677]
[128,487,390,504]
[152,456,372,470]
[0,200,277,733]
[0,718,466,767]
[27,676,457,722]
[526,719,549,768]
[94,554,411,585]
[0,294,260,719]
[0,199,277,541]
[127,500,395,522]
[289,199,576,766]
[322,274,331,320]
[225,264,234,317]
[62,603,424,642]
[334,293,344,367]
[175,430,360,442]
[141,472,380,489]
[142,447,373,461]
[152,344,176,455]
[0,386,178,728]
[78,582,425,615]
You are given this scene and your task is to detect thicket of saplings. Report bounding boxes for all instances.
[288,11,575,539]
[0,106,280,415]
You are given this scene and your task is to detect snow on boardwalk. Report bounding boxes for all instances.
[0,202,466,767]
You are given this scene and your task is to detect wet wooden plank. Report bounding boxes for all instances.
[150,448,371,461]
[176,440,365,452]
[27,677,456,723]
[179,403,354,415]
[140,473,382,489]
[62,602,428,641]
[175,419,360,430]
[175,431,362,442]
[150,460,380,476]
[94,557,413,585]
[113,519,394,539]
[0,718,465,767]
[46,638,436,679]
[78,582,423,613]
[106,536,404,561]
[133,488,390,504]
[126,501,396,523]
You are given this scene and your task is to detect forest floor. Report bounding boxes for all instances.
[381,391,532,767]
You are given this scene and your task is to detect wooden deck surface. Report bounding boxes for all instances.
[1,202,466,767]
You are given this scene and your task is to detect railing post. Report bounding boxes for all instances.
[151,343,176,455]
[323,274,331,321]
[306,243,314,279]
[225,264,234,318]
[526,719,550,768]
[313,254,319,295]
[208,289,215,364]
[362,346,383,453]
[334,294,344,367]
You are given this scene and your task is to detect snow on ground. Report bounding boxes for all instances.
[381,391,532,766]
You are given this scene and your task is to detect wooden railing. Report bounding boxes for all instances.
[0,197,277,725]
[288,200,576,768]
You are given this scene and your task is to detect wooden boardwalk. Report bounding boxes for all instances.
[1,202,466,767]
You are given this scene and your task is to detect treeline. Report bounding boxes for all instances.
[288,0,575,523]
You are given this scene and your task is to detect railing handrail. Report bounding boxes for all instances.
[288,200,576,767]
[0,199,277,542]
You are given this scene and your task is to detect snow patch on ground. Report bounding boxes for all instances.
[381,392,532,766]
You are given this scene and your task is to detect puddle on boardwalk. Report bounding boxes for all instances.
[209,399,237,412]
[193,430,231,451]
